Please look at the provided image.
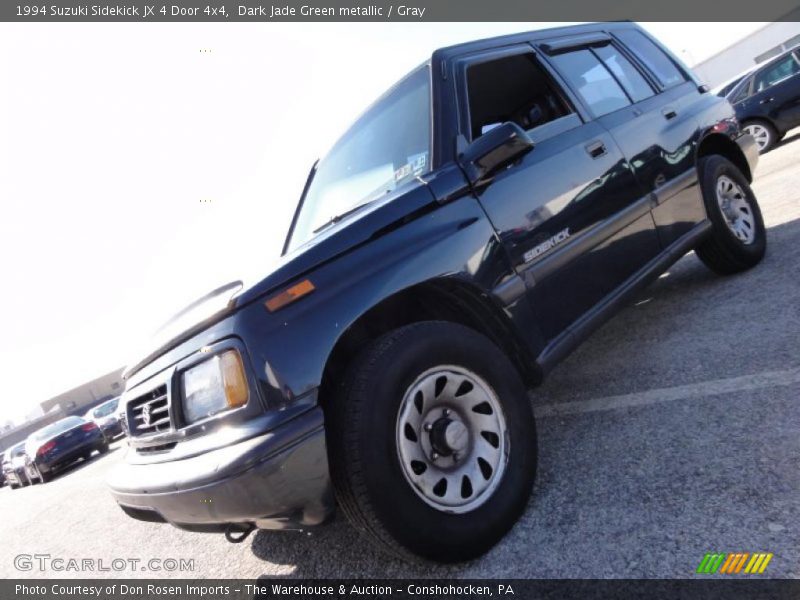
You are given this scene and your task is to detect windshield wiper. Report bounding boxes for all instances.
[312,200,375,234]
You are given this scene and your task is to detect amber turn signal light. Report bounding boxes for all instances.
[264,279,315,312]
[220,350,249,409]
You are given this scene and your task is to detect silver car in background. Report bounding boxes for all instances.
[1,443,32,489]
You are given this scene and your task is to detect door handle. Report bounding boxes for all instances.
[585,140,607,159]
[760,97,775,105]
[662,108,678,120]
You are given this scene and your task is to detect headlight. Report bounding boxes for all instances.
[182,350,249,424]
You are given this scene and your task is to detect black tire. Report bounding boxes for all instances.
[98,443,110,455]
[743,119,777,153]
[695,156,766,275]
[327,321,537,563]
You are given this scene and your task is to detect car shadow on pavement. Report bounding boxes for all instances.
[777,131,800,149]
[249,519,473,578]
[627,210,798,307]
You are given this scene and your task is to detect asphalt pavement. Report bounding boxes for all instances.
[1,131,798,579]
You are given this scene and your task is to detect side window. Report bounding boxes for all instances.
[593,44,654,102]
[753,54,800,92]
[614,29,686,89]
[466,53,573,140]
[549,49,631,117]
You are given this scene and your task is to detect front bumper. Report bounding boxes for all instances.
[107,406,333,531]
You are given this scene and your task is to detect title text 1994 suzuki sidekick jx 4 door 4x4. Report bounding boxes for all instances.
[108,22,764,562]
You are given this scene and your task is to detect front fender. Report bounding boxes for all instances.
[235,194,529,406]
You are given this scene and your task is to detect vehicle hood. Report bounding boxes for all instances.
[11,456,27,468]
[123,180,436,379]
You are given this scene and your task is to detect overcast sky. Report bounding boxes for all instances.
[0,22,765,423]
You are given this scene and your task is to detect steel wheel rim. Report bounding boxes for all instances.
[743,124,769,151]
[716,175,756,245]
[396,365,508,513]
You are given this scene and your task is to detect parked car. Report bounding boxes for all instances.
[721,46,800,152]
[108,22,764,562]
[84,396,124,440]
[26,416,109,483]
[2,443,32,489]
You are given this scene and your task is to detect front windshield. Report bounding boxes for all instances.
[11,443,26,457]
[30,416,84,441]
[286,65,432,252]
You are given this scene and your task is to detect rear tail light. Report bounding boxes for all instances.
[81,423,97,432]
[38,441,56,456]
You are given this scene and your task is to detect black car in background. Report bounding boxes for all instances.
[1,443,32,489]
[26,416,109,483]
[84,396,124,440]
[723,47,800,152]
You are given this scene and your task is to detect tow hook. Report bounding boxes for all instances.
[224,523,256,544]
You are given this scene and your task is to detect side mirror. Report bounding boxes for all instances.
[459,122,534,186]
[698,84,710,94]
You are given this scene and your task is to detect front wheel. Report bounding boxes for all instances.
[695,156,766,274]
[328,321,537,563]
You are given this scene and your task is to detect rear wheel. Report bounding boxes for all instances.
[742,120,776,153]
[328,321,537,562]
[695,156,766,274]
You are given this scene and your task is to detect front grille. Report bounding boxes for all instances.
[127,385,171,436]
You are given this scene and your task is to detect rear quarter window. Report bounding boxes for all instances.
[730,78,752,104]
[593,44,654,102]
[549,49,631,117]
[614,29,686,90]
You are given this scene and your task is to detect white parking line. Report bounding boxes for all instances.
[536,366,800,417]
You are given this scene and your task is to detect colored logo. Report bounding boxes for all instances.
[696,552,773,574]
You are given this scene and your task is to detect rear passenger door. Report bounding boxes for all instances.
[456,45,661,342]
[597,28,705,248]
